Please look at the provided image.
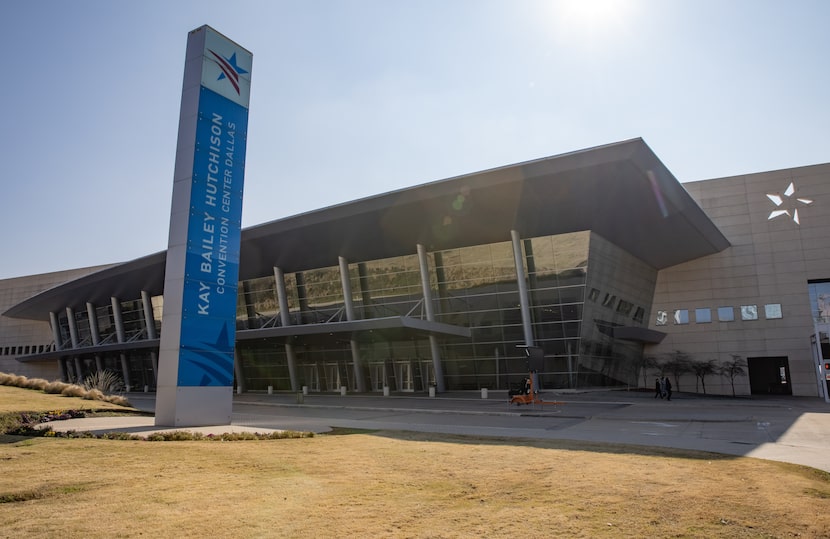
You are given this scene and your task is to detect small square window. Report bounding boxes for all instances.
[588,288,599,302]
[695,308,711,323]
[616,299,633,315]
[740,305,758,321]
[633,306,645,324]
[673,309,689,325]
[765,303,783,319]
[655,311,668,326]
[717,307,734,322]
[602,294,616,308]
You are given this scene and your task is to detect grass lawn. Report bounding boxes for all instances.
[1,385,829,537]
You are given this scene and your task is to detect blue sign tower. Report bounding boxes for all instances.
[156,26,252,426]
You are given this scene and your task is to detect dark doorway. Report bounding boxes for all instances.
[747,356,792,395]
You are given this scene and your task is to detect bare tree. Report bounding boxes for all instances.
[719,354,747,397]
[662,350,693,393]
[633,354,659,389]
[691,359,718,394]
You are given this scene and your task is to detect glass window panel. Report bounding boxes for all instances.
[740,305,758,321]
[809,281,830,323]
[765,303,782,319]
[717,307,734,322]
[616,299,634,316]
[673,309,689,324]
[551,231,590,270]
[695,308,711,323]
[655,311,668,326]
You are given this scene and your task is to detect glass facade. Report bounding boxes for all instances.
[36,231,659,393]
[236,230,658,393]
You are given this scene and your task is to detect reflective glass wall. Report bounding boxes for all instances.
[236,230,658,392]
[581,234,657,387]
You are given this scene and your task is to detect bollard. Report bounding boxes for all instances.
[237,386,242,395]
[340,386,347,396]
[144,385,149,393]
[125,385,131,393]
[296,391,304,404]
[429,386,436,398]
[383,386,390,397]
[302,385,308,396]
[267,385,273,395]
[481,387,488,399]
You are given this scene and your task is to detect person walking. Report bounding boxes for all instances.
[663,376,672,401]
[654,377,662,399]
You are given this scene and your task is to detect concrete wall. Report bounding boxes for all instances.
[0,266,112,379]
[649,162,830,397]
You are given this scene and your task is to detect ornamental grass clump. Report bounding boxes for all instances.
[60,385,86,398]
[22,377,49,391]
[43,381,70,394]
[83,388,105,401]
[83,370,124,395]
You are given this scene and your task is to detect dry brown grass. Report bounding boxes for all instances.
[0,383,133,414]
[0,373,130,413]
[0,387,829,538]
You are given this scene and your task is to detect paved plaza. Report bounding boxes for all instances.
[46,388,830,473]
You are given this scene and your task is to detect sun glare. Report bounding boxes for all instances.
[551,0,635,35]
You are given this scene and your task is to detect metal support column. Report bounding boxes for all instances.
[49,311,63,351]
[86,303,104,374]
[65,307,79,349]
[234,348,245,393]
[74,357,83,382]
[274,267,299,391]
[57,358,67,383]
[511,230,535,347]
[111,297,130,389]
[141,291,157,340]
[141,291,159,386]
[86,302,101,346]
[417,244,446,393]
[111,297,126,344]
[339,256,366,392]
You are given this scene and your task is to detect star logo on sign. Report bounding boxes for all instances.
[766,182,813,225]
[207,49,248,95]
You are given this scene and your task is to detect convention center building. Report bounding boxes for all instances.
[2,138,829,398]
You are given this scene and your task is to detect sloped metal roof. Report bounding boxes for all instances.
[4,138,729,321]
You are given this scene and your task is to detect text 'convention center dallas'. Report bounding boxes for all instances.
[3,139,830,399]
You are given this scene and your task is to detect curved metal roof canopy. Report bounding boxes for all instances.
[4,138,729,321]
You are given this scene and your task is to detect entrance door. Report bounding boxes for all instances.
[303,365,320,392]
[369,363,387,392]
[419,361,435,392]
[323,363,341,391]
[395,361,414,392]
[748,356,792,395]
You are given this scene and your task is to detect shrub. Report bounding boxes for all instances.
[83,370,123,395]
[83,388,105,401]
[8,374,27,387]
[60,385,86,398]
[23,377,49,391]
[104,395,132,407]
[44,381,70,394]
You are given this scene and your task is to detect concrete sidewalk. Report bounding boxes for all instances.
[46,389,830,472]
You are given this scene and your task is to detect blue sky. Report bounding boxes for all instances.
[1,0,827,279]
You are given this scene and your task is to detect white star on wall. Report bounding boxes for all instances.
[766,182,813,225]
